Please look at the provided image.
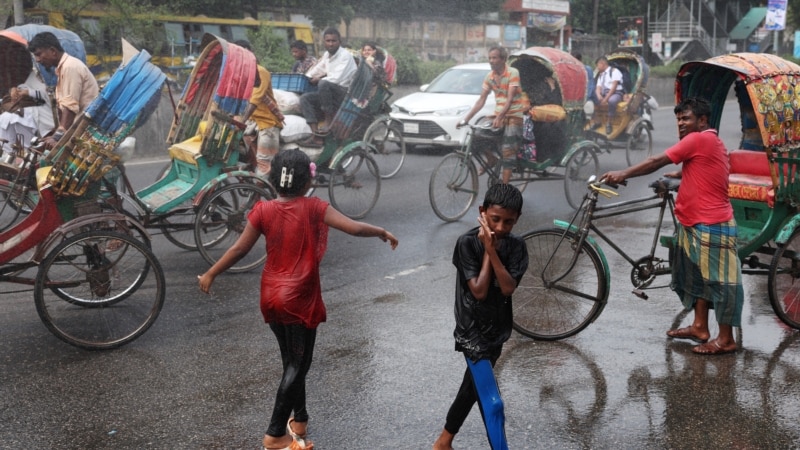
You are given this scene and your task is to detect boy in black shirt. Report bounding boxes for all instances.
[433,183,529,450]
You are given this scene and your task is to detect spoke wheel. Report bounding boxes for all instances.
[195,183,273,272]
[429,152,478,222]
[626,121,653,166]
[769,230,800,329]
[513,228,607,340]
[34,230,165,350]
[364,117,406,179]
[328,148,381,219]
[0,179,37,233]
[564,144,599,210]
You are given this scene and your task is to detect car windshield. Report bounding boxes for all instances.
[425,68,489,95]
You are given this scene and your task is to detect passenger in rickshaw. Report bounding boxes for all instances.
[300,28,357,147]
[28,32,98,150]
[234,40,285,177]
[290,40,316,75]
[458,46,530,183]
[360,41,387,82]
[592,56,624,135]
[515,58,567,163]
[601,97,744,355]
[0,31,54,163]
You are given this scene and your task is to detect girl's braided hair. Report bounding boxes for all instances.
[268,149,312,197]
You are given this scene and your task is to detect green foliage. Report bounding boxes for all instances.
[418,60,457,85]
[386,43,420,85]
[247,25,294,73]
[649,59,683,78]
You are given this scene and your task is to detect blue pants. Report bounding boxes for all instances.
[444,354,508,450]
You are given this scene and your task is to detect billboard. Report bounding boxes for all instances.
[618,16,645,47]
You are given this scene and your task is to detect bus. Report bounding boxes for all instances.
[20,8,315,82]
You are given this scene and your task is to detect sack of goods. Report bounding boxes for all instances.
[529,104,566,122]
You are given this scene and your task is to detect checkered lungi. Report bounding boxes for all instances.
[500,116,523,167]
[671,219,744,327]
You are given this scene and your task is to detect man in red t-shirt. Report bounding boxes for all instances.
[602,97,743,355]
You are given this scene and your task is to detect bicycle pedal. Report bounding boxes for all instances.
[632,289,649,300]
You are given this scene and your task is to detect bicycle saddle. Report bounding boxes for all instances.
[649,177,680,193]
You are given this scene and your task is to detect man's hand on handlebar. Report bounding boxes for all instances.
[600,170,628,187]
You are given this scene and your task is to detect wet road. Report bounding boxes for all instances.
[1,102,799,449]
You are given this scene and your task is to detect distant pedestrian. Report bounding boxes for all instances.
[198,149,398,450]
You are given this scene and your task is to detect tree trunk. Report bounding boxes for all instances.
[592,0,599,34]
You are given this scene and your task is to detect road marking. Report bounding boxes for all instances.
[385,264,428,279]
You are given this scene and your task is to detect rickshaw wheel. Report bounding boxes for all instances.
[328,147,381,220]
[429,152,478,222]
[564,143,599,210]
[486,161,529,193]
[34,230,165,350]
[626,121,653,166]
[194,183,273,273]
[0,179,38,233]
[364,116,406,179]
[768,230,800,329]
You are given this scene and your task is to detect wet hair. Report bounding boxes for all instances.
[268,149,312,197]
[28,32,64,53]
[322,28,341,40]
[595,56,609,65]
[234,39,253,51]
[290,40,308,51]
[674,97,712,121]
[488,46,508,61]
[482,183,523,214]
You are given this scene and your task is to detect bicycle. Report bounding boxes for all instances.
[513,176,680,340]
[428,123,599,222]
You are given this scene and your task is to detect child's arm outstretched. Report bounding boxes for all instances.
[324,206,398,249]
[198,222,261,293]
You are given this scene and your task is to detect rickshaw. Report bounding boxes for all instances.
[428,46,602,221]
[285,59,393,219]
[681,52,800,329]
[510,52,800,341]
[0,45,167,349]
[102,34,276,272]
[586,50,655,166]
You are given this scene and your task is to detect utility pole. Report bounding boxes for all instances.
[592,0,599,34]
[14,0,25,25]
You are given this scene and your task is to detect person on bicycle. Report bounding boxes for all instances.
[234,40,284,177]
[433,183,528,450]
[458,46,530,184]
[601,97,743,355]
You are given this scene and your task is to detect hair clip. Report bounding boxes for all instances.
[280,167,288,187]
[310,162,316,178]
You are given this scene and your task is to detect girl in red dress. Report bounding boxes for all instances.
[198,149,398,450]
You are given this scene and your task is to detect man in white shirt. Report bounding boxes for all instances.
[299,28,357,146]
[592,57,624,135]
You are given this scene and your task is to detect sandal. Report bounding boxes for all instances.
[263,436,313,450]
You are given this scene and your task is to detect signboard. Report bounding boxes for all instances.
[651,32,662,53]
[765,0,787,31]
[618,16,645,47]
[520,0,570,14]
[527,12,567,32]
[504,24,522,46]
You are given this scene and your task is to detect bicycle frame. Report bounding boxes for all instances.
[547,182,678,295]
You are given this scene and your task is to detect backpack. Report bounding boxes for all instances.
[609,62,633,94]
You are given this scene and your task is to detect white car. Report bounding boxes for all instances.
[390,63,495,149]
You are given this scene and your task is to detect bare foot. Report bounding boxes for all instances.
[692,338,737,355]
[262,434,293,450]
[432,429,454,450]
[666,326,709,344]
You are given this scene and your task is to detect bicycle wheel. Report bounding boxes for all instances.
[195,183,273,273]
[328,148,381,220]
[0,179,37,232]
[429,152,478,222]
[768,229,800,329]
[513,228,607,340]
[564,143,599,210]
[625,121,653,167]
[364,116,406,179]
[34,230,165,350]
[161,204,199,250]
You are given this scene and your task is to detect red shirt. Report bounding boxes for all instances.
[665,129,733,226]
[248,196,329,328]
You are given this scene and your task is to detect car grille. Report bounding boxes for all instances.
[402,120,447,138]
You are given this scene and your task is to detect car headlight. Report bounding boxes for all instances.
[433,105,472,117]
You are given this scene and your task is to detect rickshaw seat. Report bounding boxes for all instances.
[36,166,53,190]
[169,139,202,166]
[728,149,775,207]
